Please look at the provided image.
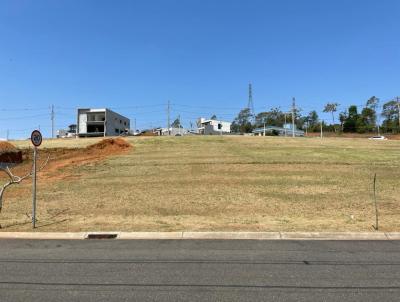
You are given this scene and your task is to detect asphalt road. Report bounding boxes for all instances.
[0,240,399,302]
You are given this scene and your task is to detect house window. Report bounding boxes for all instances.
[218,123,222,130]
[115,128,119,134]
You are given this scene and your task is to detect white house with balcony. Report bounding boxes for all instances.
[197,118,231,135]
[77,108,130,137]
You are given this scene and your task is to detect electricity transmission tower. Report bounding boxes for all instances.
[248,83,255,123]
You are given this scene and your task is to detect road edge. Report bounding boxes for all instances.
[0,231,399,240]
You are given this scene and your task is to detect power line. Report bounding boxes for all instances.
[0,113,49,121]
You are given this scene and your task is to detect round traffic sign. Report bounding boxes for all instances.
[31,130,43,147]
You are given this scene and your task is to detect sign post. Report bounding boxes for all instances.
[30,130,42,228]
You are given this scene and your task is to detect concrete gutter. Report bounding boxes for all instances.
[0,231,399,240]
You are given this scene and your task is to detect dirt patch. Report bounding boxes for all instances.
[4,138,132,182]
[42,138,131,180]
[86,137,131,152]
[0,142,18,153]
[0,142,22,164]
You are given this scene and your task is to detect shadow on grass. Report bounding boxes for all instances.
[0,218,69,230]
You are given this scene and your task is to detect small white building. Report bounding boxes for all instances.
[77,108,130,137]
[153,127,190,136]
[197,118,231,135]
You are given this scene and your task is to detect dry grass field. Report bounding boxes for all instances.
[1,135,400,232]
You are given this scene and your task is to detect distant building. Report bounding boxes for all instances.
[77,108,130,137]
[153,127,191,136]
[57,124,77,138]
[197,118,231,135]
[253,124,304,137]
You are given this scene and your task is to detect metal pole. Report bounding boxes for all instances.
[51,104,54,139]
[263,122,266,136]
[167,101,171,136]
[32,147,37,228]
[292,97,295,137]
[284,114,287,137]
[377,120,380,136]
[6,129,9,141]
[373,173,378,230]
[397,97,400,130]
[320,121,323,139]
[178,114,181,135]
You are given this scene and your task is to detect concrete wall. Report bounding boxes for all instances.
[77,108,130,137]
[105,109,130,136]
[77,109,89,134]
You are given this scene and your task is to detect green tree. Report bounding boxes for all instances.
[343,105,358,132]
[323,102,339,131]
[358,107,376,133]
[231,108,253,133]
[255,108,286,128]
[171,117,181,128]
[381,99,400,133]
[210,114,217,120]
[366,96,379,110]
[307,110,319,131]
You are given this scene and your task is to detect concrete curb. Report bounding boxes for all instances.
[0,232,86,240]
[182,232,281,240]
[0,231,399,240]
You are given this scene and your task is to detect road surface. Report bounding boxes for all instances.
[0,239,399,301]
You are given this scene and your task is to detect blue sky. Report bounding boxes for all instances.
[0,0,399,138]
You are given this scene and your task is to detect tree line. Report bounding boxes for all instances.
[230,96,400,134]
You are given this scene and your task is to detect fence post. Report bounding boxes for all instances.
[373,173,378,230]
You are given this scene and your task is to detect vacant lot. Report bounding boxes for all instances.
[1,136,399,232]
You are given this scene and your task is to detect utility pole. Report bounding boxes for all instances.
[320,120,323,139]
[263,122,266,136]
[6,129,9,141]
[51,104,55,139]
[397,97,400,130]
[377,115,381,136]
[292,97,296,137]
[284,114,287,137]
[167,100,171,136]
[133,118,136,134]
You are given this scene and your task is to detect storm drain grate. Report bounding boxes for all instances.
[86,233,118,239]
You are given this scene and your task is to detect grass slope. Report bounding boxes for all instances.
[1,136,400,232]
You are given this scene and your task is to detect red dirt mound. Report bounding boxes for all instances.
[0,142,22,163]
[40,138,132,180]
[0,142,18,153]
[7,138,132,182]
[86,138,131,152]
